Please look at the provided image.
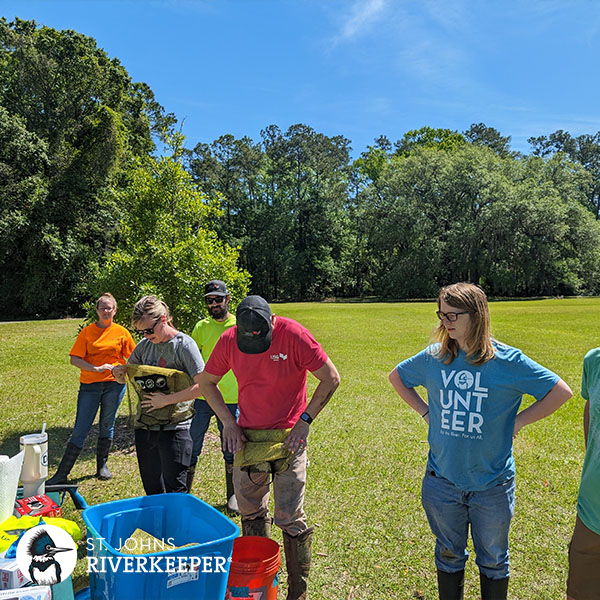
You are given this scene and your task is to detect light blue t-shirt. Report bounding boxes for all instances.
[396,342,559,491]
[578,347,600,535]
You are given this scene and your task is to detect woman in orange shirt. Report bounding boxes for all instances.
[47,293,136,484]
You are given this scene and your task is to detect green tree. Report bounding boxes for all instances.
[528,130,600,219]
[93,137,250,333]
[394,126,466,156]
[361,144,600,297]
[0,18,175,317]
[464,122,513,157]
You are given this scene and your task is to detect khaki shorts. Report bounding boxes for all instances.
[567,515,600,600]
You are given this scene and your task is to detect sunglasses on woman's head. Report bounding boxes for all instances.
[135,317,161,336]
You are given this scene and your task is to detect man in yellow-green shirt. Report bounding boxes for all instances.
[189,280,239,512]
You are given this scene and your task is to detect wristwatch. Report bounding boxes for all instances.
[299,411,313,425]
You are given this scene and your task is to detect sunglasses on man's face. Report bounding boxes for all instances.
[206,297,225,305]
[135,317,161,336]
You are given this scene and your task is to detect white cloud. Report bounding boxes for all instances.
[332,0,389,43]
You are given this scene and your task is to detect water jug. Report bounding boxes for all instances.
[20,432,48,498]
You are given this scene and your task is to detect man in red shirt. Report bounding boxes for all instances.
[198,295,340,600]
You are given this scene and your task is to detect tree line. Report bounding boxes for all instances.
[2,18,600,322]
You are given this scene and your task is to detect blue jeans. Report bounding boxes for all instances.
[69,381,125,448]
[421,470,515,579]
[189,399,238,465]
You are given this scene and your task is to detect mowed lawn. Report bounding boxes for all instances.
[0,298,596,599]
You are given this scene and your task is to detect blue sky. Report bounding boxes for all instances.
[2,0,599,156]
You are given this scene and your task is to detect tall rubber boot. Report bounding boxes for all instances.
[437,569,464,600]
[241,517,272,538]
[186,464,196,493]
[96,437,113,480]
[480,573,509,600]
[46,442,82,485]
[283,527,314,600]
[225,463,239,513]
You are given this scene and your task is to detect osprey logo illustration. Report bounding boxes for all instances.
[16,524,77,585]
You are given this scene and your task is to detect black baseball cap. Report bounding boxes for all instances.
[236,296,272,354]
[204,280,228,297]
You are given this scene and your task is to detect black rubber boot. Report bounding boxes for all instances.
[480,573,509,600]
[46,442,82,485]
[283,527,314,600]
[437,569,465,600]
[225,463,239,513]
[186,464,196,493]
[241,517,272,538]
[96,437,113,480]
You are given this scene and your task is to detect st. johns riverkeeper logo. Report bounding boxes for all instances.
[15,524,77,585]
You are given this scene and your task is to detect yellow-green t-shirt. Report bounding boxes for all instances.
[191,315,238,404]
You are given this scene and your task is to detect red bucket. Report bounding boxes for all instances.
[225,536,281,600]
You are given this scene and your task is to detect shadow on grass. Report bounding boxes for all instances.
[0,415,136,469]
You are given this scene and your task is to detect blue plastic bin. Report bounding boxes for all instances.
[82,493,239,600]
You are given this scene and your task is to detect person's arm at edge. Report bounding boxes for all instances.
[584,399,590,448]
[513,378,572,437]
[197,370,245,453]
[388,368,430,423]
[284,358,341,452]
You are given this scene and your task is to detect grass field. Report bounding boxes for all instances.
[0,298,596,599]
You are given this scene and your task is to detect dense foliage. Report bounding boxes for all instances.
[93,137,250,332]
[2,19,600,318]
[189,126,600,299]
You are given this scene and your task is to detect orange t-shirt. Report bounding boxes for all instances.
[70,323,136,384]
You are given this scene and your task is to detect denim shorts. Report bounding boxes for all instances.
[421,470,515,579]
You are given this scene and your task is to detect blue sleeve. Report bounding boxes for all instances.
[395,348,431,388]
[512,351,559,400]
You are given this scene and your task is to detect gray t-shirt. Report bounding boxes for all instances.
[129,332,204,429]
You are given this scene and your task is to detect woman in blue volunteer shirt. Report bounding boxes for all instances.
[389,282,572,600]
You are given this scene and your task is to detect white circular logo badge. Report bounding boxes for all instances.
[454,371,474,390]
[16,524,77,585]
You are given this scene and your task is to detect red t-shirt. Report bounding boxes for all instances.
[205,317,328,429]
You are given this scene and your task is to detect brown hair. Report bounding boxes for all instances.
[96,293,117,310]
[433,282,495,366]
[131,295,173,328]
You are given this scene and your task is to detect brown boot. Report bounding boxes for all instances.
[225,463,239,513]
[241,517,272,537]
[283,527,314,600]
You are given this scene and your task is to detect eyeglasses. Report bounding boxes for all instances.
[436,310,470,322]
[135,318,161,336]
[206,297,225,305]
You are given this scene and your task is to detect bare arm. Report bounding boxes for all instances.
[284,358,341,452]
[513,378,572,437]
[388,368,430,424]
[70,355,114,373]
[197,370,245,453]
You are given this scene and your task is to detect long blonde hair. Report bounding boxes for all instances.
[433,282,495,366]
[131,295,174,328]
